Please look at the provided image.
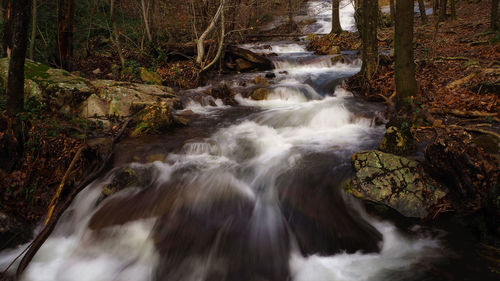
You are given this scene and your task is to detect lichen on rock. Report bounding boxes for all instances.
[347,150,447,218]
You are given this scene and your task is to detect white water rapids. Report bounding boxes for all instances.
[1,1,444,280]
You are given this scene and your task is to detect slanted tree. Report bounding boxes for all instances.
[360,0,378,81]
[492,0,499,31]
[331,0,342,34]
[57,0,74,70]
[418,0,428,23]
[395,0,417,110]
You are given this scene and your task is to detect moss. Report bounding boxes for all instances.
[24,61,51,81]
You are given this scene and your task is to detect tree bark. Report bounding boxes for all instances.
[57,0,74,70]
[29,0,36,59]
[395,0,417,109]
[6,0,30,116]
[418,0,428,23]
[202,0,225,71]
[2,0,12,57]
[450,0,456,20]
[360,0,378,80]
[439,0,447,21]
[331,0,342,34]
[389,0,396,23]
[492,0,499,31]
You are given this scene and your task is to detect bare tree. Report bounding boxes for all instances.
[29,0,37,59]
[110,0,125,69]
[140,0,153,43]
[439,0,447,21]
[2,0,12,57]
[389,0,396,23]
[196,0,225,66]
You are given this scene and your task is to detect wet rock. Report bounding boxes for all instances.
[251,88,271,101]
[97,166,154,204]
[379,118,416,156]
[265,72,276,79]
[330,54,345,65]
[139,67,163,85]
[348,150,447,218]
[252,76,270,87]
[277,153,382,255]
[204,84,237,105]
[0,211,32,251]
[130,102,177,137]
[225,45,274,72]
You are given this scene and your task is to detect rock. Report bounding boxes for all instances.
[225,45,274,72]
[0,58,93,111]
[92,68,102,75]
[146,153,166,163]
[97,166,154,205]
[204,83,237,105]
[86,80,179,118]
[0,211,32,250]
[111,64,121,80]
[130,102,176,137]
[139,67,163,85]
[348,150,447,218]
[251,88,271,101]
[425,132,499,199]
[235,58,254,71]
[252,76,270,86]
[265,72,276,79]
[330,55,344,65]
[379,118,416,156]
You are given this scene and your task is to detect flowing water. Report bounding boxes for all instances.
[1,1,481,280]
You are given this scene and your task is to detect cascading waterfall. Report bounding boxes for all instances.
[0,1,444,280]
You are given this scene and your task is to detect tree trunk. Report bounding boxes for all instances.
[2,0,12,57]
[57,0,74,70]
[110,0,125,70]
[140,0,152,43]
[492,0,499,30]
[389,0,396,23]
[202,0,225,71]
[6,0,30,115]
[395,0,417,109]
[439,0,447,21]
[360,0,378,80]
[196,0,224,65]
[331,0,342,34]
[450,0,456,20]
[288,0,295,32]
[433,0,439,13]
[418,0,428,23]
[29,0,36,59]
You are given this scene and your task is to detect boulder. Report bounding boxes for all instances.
[0,58,93,111]
[225,45,274,72]
[97,166,154,205]
[204,84,237,105]
[347,150,447,218]
[83,80,179,118]
[251,88,271,100]
[130,101,177,137]
[139,67,163,85]
[252,76,270,87]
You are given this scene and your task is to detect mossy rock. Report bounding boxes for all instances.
[348,150,447,218]
[97,166,154,205]
[251,88,271,100]
[139,67,163,85]
[379,118,416,156]
[131,102,175,137]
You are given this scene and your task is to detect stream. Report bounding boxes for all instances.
[1,1,489,280]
